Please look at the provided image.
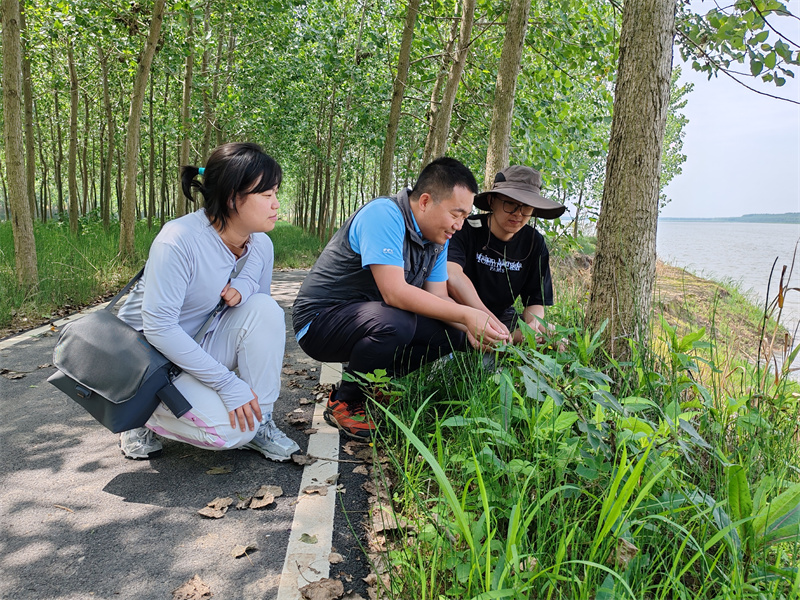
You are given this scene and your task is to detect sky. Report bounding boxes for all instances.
[661,1,800,219]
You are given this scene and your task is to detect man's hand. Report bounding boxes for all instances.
[463,307,509,347]
[228,389,262,431]
[221,283,242,307]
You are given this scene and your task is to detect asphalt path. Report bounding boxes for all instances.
[0,269,372,600]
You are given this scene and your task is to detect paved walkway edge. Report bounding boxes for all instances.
[276,402,340,599]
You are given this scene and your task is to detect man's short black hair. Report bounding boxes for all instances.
[410,156,478,203]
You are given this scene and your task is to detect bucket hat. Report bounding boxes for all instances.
[474,165,566,219]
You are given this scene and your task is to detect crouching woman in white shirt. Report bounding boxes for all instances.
[116,142,300,462]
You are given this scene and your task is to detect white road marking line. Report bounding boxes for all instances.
[276,401,340,599]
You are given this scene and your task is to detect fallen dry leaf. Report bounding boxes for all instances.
[303,485,328,497]
[38,363,53,369]
[197,497,233,519]
[206,466,232,475]
[293,453,317,466]
[299,532,318,544]
[370,503,410,533]
[282,367,307,376]
[256,485,284,498]
[342,594,367,600]
[328,552,344,564]
[299,397,313,405]
[352,465,368,475]
[232,543,258,558]
[172,574,212,599]
[325,473,340,485]
[286,408,310,426]
[250,493,275,509]
[342,440,368,456]
[304,428,318,435]
[608,538,638,569]
[299,577,344,600]
[1,369,25,380]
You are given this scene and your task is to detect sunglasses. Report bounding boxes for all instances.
[500,200,534,217]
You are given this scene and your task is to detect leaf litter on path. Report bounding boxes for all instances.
[197,497,233,519]
[299,577,344,600]
[172,574,212,599]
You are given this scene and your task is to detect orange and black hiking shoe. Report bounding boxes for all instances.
[323,387,376,440]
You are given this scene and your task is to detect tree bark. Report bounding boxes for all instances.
[483,0,532,188]
[19,3,36,220]
[98,46,114,229]
[422,0,475,163]
[148,73,156,228]
[378,0,420,195]
[177,11,194,217]
[67,40,80,234]
[586,0,676,358]
[3,0,38,287]
[199,0,215,161]
[119,0,166,260]
[52,56,65,219]
[81,90,90,216]
[420,14,459,169]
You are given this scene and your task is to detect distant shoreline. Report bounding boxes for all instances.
[660,212,799,224]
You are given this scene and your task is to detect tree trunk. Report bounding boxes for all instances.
[160,70,170,227]
[52,59,65,219]
[483,0,532,188]
[67,40,80,234]
[200,1,215,161]
[423,0,475,164]
[81,92,90,216]
[98,46,114,229]
[586,0,676,358]
[420,14,460,169]
[148,73,156,228]
[35,104,49,222]
[378,0,420,195]
[3,0,37,287]
[19,3,36,220]
[119,0,166,260]
[177,11,194,217]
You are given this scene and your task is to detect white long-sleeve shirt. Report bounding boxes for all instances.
[118,209,274,411]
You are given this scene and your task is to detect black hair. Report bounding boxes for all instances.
[410,156,478,203]
[181,142,282,231]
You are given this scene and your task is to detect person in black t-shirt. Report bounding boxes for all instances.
[447,165,566,345]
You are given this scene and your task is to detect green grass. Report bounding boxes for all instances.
[0,218,157,330]
[267,219,323,269]
[0,217,321,331]
[359,291,800,599]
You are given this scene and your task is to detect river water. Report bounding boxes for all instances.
[656,220,800,342]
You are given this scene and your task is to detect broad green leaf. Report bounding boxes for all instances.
[728,465,754,554]
[753,483,800,548]
[750,59,764,76]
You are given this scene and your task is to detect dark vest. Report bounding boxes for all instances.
[292,189,444,333]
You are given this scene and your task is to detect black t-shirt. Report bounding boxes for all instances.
[448,214,553,320]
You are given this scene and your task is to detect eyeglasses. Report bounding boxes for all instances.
[501,200,534,217]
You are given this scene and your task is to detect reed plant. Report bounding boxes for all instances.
[365,278,800,599]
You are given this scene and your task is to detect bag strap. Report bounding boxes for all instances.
[105,251,251,343]
[105,268,145,313]
[192,252,250,342]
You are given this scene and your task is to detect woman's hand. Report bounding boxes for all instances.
[228,389,262,431]
[221,283,242,307]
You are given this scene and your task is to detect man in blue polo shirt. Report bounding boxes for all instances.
[293,157,508,439]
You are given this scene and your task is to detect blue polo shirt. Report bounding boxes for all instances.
[348,197,448,280]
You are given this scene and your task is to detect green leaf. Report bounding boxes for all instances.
[764,51,777,70]
[753,483,800,549]
[750,59,764,76]
[728,465,754,554]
